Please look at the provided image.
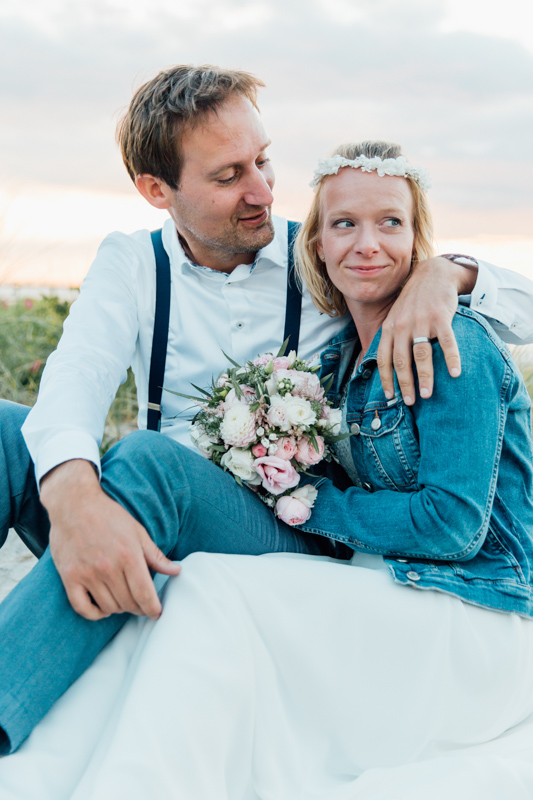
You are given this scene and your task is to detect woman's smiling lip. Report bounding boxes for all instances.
[347,265,388,275]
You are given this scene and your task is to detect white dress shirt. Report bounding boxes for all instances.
[22,215,533,483]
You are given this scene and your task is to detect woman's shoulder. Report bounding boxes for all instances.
[445,307,529,405]
[451,305,513,366]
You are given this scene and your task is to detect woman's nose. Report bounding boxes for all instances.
[354,226,380,257]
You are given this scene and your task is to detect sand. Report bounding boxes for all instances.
[0,531,37,602]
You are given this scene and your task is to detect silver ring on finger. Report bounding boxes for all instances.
[413,336,430,345]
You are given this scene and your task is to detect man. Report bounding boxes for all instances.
[1,64,532,754]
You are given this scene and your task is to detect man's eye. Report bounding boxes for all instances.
[217,174,237,185]
[257,157,270,168]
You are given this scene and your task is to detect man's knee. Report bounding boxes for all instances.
[102,429,186,468]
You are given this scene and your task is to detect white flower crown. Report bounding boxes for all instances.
[310,154,431,191]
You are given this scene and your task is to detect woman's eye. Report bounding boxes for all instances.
[383,218,401,227]
[332,220,353,229]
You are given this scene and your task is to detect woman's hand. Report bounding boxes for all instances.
[377,255,478,404]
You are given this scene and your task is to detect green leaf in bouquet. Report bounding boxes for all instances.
[308,430,319,453]
[326,432,353,443]
[234,474,244,487]
[275,337,291,358]
[320,373,334,394]
[209,444,227,452]
[255,378,266,400]
[190,383,213,398]
[164,388,209,403]
[221,350,242,369]
[229,372,245,399]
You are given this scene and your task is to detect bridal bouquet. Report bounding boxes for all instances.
[175,342,343,526]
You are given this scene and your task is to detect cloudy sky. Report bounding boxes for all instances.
[1,0,532,285]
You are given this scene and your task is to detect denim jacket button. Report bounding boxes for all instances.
[362,369,373,380]
[362,482,373,492]
[350,423,361,435]
[396,558,408,563]
[406,571,420,581]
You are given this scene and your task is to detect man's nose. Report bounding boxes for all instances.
[242,167,274,208]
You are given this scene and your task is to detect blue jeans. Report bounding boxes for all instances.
[0,400,346,754]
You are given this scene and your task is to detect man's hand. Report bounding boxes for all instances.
[377,256,478,403]
[40,460,181,621]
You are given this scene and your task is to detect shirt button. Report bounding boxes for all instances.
[350,423,360,435]
[396,558,408,563]
[406,571,420,581]
[362,369,373,380]
[362,482,373,492]
[236,321,244,329]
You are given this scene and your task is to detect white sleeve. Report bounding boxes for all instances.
[22,232,147,484]
[460,260,533,345]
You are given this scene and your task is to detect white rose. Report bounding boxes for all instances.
[190,425,218,458]
[290,484,318,508]
[266,394,291,431]
[284,395,316,427]
[326,408,342,436]
[221,447,262,484]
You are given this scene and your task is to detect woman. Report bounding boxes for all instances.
[2,142,533,799]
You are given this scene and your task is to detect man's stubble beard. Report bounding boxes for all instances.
[194,215,275,256]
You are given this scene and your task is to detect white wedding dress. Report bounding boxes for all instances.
[2,550,533,800]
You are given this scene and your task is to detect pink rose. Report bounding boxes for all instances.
[239,384,256,400]
[253,456,300,495]
[252,443,267,457]
[254,355,274,368]
[272,356,292,371]
[295,436,325,466]
[275,437,297,460]
[222,386,256,412]
[275,496,312,526]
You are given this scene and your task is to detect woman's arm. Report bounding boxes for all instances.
[301,310,523,561]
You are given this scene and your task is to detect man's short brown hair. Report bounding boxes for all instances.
[117,64,265,190]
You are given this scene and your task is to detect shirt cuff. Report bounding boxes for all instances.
[31,431,102,487]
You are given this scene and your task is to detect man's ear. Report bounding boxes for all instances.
[135,175,173,210]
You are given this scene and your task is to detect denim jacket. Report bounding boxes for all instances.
[300,306,533,616]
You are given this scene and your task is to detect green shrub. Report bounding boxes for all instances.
[0,295,138,453]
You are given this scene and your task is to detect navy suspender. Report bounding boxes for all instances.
[146,220,303,431]
[147,229,171,432]
[283,220,303,354]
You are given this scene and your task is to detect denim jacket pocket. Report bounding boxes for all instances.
[355,398,421,491]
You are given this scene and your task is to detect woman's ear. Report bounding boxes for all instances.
[316,242,325,263]
[135,174,173,210]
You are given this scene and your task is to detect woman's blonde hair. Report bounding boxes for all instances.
[295,141,435,317]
